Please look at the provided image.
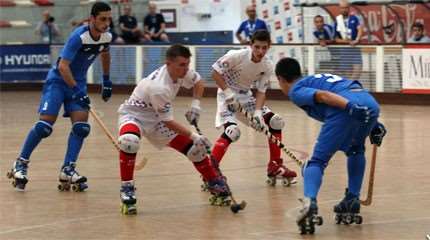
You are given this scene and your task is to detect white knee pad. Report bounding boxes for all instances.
[187,143,207,163]
[225,124,241,142]
[269,114,285,130]
[118,133,140,154]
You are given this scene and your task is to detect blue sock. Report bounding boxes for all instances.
[303,163,324,199]
[19,121,53,160]
[63,132,84,166]
[347,153,366,196]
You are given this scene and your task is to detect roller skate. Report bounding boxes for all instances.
[207,176,231,206]
[120,181,137,215]
[296,198,323,235]
[6,158,29,191]
[266,159,297,187]
[57,163,88,192]
[333,189,363,225]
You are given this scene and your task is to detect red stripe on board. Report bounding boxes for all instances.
[401,89,430,94]
[404,44,430,49]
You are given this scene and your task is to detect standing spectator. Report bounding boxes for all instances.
[408,22,430,43]
[35,10,61,44]
[143,2,169,42]
[119,4,143,43]
[334,0,363,80]
[313,15,335,47]
[236,5,268,44]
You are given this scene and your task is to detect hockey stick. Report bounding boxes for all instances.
[189,119,247,213]
[89,108,148,171]
[237,105,306,168]
[360,144,377,206]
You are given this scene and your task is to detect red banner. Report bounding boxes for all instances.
[325,3,430,43]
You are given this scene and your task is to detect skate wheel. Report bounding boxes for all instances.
[313,216,323,226]
[355,215,363,224]
[72,185,79,192]
[266,177,276,186]
[345,215,353,225]
[308,224,315,234]
[121,204,137,215]
[335,214,342,224]
[281,178,290,187]
[6,171,13,179]
[299,225,307,235]
[209,196,217,205]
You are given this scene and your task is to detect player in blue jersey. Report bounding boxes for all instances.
[275,58,386,234]
[7,2,113,192]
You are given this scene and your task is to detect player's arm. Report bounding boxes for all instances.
[100,51,110,75]
[314,90,348,108]
[255,90,266,110]
[212,70,228,90]
[193,79,204,99]
[58,59,78,88]
[351,24,363,45]
[100,50,112,102]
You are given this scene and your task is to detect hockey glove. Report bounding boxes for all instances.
[101,75,112,102]
[251,109,265,132]
[369,122,386,146]
[185,99,201,125]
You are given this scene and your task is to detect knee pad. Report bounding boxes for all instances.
[118,133,140,154]
[186,142,207,163]
[118,122,141,154]
[268,113,285,130]
[34,120,53,138]
[224,124,240,142]
[346,145,365,156]
[72,122,91,138]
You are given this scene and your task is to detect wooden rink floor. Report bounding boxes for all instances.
[0,91,429,240]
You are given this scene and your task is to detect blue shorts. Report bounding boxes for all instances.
[38,81,87,117]
[311,90,379,165]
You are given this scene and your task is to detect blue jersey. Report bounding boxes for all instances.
[313,24,335,41]
[288,73,362,122]
[236,19,268,40]
[335,15,361,40]
[47,25,112,88]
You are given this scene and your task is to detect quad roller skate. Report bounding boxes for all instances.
[6,158,29,191]
[207,176,231,206]
[296,198,323,235]
[334,189,363,225]
[266,159,297,187]
[120,181,137,215]
[57,163,88,192]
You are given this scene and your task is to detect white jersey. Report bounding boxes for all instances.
[118,65,201,147]
[212,47,273,93]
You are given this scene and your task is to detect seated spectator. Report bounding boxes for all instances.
[236,5,268,44]
[109,18,124,44]
[313,15,335,47]
[143,2,169,42]
[119,4,143,43]
[34,10,61,44]
[408,22,430,43]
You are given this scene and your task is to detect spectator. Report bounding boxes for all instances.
[109,18,124,44]
[143,2,169,42]
[313,15,335,47]
[408,22,430,43]
[119,4,143,43]
[334,0,363,80]
[236,5,268,44]
[35,10,61,44]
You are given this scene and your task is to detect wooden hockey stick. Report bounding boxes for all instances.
[89,108,148,171]
[237,105,306,168]
[360,144,377,206]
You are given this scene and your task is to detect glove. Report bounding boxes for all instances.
[345,102,371,123]
[101,75,112,102]
[224,88,239,112]
[71,86,90,110]
[369,122,386,146]
[185,99,201,125]
[190,132,212,150]
[251,109,265,132]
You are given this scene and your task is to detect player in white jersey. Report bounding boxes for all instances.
[210,30,297,186]
[116,44,229,214]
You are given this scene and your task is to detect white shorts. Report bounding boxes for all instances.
[215,89,272,128]
[118,104,177,149]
